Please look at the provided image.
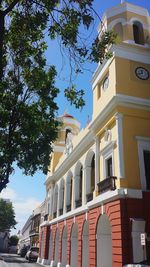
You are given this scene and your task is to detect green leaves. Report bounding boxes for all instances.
[90,31,117,63]
[0,199,17,231]
[64,85,85,109]
[0,0,117,191]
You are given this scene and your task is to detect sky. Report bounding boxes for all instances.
[0,0,150,236]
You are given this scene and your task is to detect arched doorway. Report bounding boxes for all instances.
[61,226,67,267]
[54,229,59,266]
[96,214,112,267]
[48,231,53,264]
[82,221,89,267]
[70,223,78,267]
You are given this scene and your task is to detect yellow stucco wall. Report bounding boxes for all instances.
[119,107,150,189]
[116,57,150,99]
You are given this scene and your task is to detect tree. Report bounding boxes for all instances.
[0,199,17,231]
[9,235,19,246]
[0,0,117,192]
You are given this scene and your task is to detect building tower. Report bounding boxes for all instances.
[38,2,150,267]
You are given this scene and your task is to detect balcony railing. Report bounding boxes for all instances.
[53,212,57,219]
[66,204,71,212]
[59,209,63,216]
[29,228,39,236]
[86,192,93,202]
[75,199,82,208]
[97,176,117,194]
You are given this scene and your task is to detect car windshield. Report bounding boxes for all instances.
[31,247,39,252]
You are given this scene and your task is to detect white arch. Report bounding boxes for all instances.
[108,18,126,30]
[84,150,95,202]
[82,221,89,267]
[74,161,83,176]
[84,149,95,167]
[71,223,78,267]
[129,17,145,27]
[61,226,68,267]
[74,161,83,207]
[97,214,112,267]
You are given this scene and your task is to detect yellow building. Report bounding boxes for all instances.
[38,2,150,267]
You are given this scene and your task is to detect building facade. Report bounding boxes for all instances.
[38,2,150,267]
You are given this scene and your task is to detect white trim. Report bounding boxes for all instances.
[54,146,65,153]
[115,113,125,178]
[113,44,150,65]
[62,117,80,129]
[46,94,150,185]
[92,56,114,89]
[41,189,142,227]
[137,137,150,190]
[100,141,116,178]
[92,43,150,87]
[105,3,149,20]
[108,19,149,31]
[108,18,126,30]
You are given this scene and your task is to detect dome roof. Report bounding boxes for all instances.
[62,113,74,119]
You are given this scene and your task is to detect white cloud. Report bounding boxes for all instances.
[0,187,17,200]
[0,187,42,235]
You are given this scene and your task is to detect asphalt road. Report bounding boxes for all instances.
[0,253,40,267]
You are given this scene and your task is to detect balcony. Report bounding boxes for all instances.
[29,227,39,236]
[97,176,117,194]
[66,204,71,212]
[59,209,63,216]
[53,212,57,219]
[75,199,82,208]
[86,192,93,202]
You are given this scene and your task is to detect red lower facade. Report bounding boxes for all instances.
[38,192,150,267]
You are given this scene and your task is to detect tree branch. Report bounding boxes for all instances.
[4,0,19,15]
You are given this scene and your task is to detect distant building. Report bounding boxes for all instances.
[18,201,47,249]
[38,2,150,267]
[18,215,32,250]
[0,232,9,253]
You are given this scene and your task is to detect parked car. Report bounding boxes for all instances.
[20,246,28,257]
[25,247,39,262]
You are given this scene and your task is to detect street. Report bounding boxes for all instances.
[0,254,40,267]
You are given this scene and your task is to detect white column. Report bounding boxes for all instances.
[57,182,60,217]
[49,183,54,217]
[63,179,67,214]
[85,166,92,194]
[94,136,100,193]
[82,167,87,205]
[115,113,125,178]
[74,175,80,201]
[72,176,76,210]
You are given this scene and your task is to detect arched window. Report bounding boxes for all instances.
[91,155,95,193]
[53,184,58,218]
[113,22,123,40]
[85,151,95,203]
[66,172,73,212]
[75,163,83,208]
[133,21,144,45]
[59,179,64,216]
